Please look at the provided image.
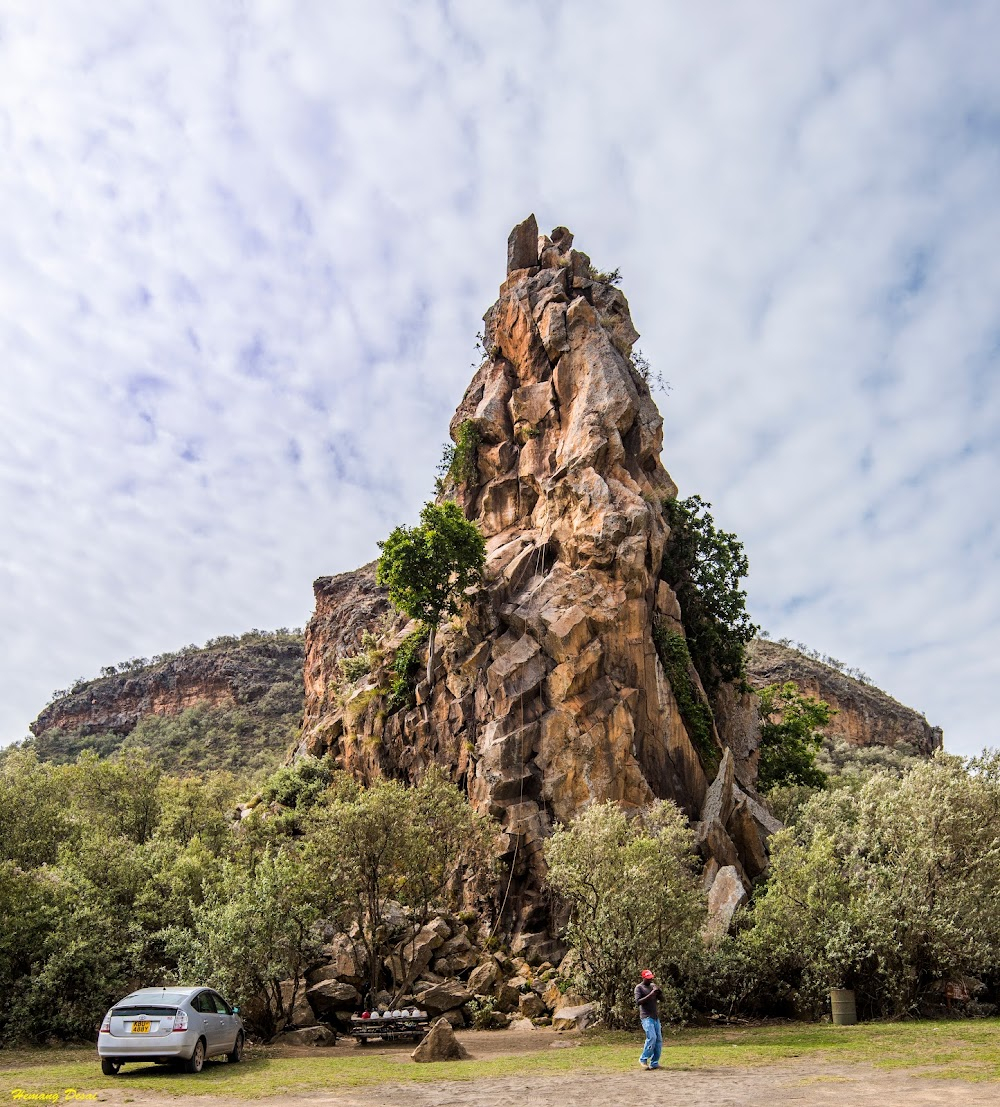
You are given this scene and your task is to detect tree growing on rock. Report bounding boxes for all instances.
[660,495,757,691]
[544,801,705,1027]
[376,500,486,684]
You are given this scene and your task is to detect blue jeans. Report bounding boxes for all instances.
[639,1016,662,1066]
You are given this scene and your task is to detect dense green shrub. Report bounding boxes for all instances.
[544,801,705,1027]
[305,769,497,994]
[728,753,1000,1019]
[386,625,430,711]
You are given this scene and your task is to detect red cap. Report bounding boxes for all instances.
[641,969,654,980]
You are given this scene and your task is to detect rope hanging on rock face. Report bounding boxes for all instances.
[489,537,545,942]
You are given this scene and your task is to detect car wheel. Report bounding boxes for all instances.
[227,1031,244,1063]
[101,1059,121,1076]
[185,1038,206,1074]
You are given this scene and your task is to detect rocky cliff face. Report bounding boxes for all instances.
[747,639,943,754]
[300,217,765,927]
[28,632,305,770]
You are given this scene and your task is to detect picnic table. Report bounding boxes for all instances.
[348,1011,431,1044]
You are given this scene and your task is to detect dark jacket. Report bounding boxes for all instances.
[634,981,662,1020]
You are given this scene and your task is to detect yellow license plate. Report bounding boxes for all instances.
[131,1021,151,1033]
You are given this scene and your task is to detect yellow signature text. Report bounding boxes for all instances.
[9,1091,97,1103]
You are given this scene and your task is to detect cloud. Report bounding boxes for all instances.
[1,1,999,754]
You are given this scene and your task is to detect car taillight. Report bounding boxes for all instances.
[171,1009,188,1032]
[100,1010,112,1033]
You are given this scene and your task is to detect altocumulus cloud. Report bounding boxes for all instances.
[1,2,998,754]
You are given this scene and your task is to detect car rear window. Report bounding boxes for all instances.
[124,992,188,1005]
[113,1006,178,1016]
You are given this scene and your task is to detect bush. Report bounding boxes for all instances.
[735,753,1000,1018]
[466,996,509,1029]
[544,801,705,1027]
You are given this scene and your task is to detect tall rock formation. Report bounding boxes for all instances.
[301,217,763,926]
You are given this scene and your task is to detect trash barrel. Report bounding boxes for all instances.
[830,988,857,1025]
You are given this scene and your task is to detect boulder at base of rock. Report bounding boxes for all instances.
[306,978,361,1015]
[277,1025,336,1047]
[551,1002,597,1030]
[415,980,472,1013]
[411,1017,471,1062]
[706,864,748,937]
[508,1017,536,1030]
[467,959,500,996]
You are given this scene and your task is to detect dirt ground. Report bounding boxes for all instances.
[75,1028,1000,1107]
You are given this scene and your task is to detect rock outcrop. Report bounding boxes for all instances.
[299,217,765,928]
[28,631,304,771]
[747,639,943,755]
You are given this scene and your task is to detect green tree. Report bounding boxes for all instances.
[661,495,757,691]
[735,753,1000,1018]
[756,681,831,791]
[170,848,322,1040]
[544,801,705,1027]
[376,500,486,683]
[305,769,496,995]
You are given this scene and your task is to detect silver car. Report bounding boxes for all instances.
[97,986,245,1075]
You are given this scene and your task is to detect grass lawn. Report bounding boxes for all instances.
[3,1020,1000,1100]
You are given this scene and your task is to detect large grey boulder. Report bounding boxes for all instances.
[394,918,450,985]
[467,960,500,996]
[551,1002,597,1030]
[727,796,769,878]
[306,978,361,1015]
[701,748,736,827]
[411,1017,471,1062]
[706,864,749,937]
[415,979,472,1013]
[307,934,366,987]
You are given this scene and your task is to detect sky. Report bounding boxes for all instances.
[1,1,998,755]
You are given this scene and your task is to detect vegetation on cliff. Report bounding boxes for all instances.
[18,629,305,774]
[755,680,832,791]
[376,499,485,682]
[660,495,757,692]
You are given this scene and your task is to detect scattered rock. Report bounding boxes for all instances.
[518,992,546,1019]
[411,1017,471,1062]
[551,1003,597,1031]
[508,1017,536,1031]
[277,1025,336,1047]
[467,960,500,996]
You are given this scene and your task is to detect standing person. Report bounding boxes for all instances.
[635,969,662,1070]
